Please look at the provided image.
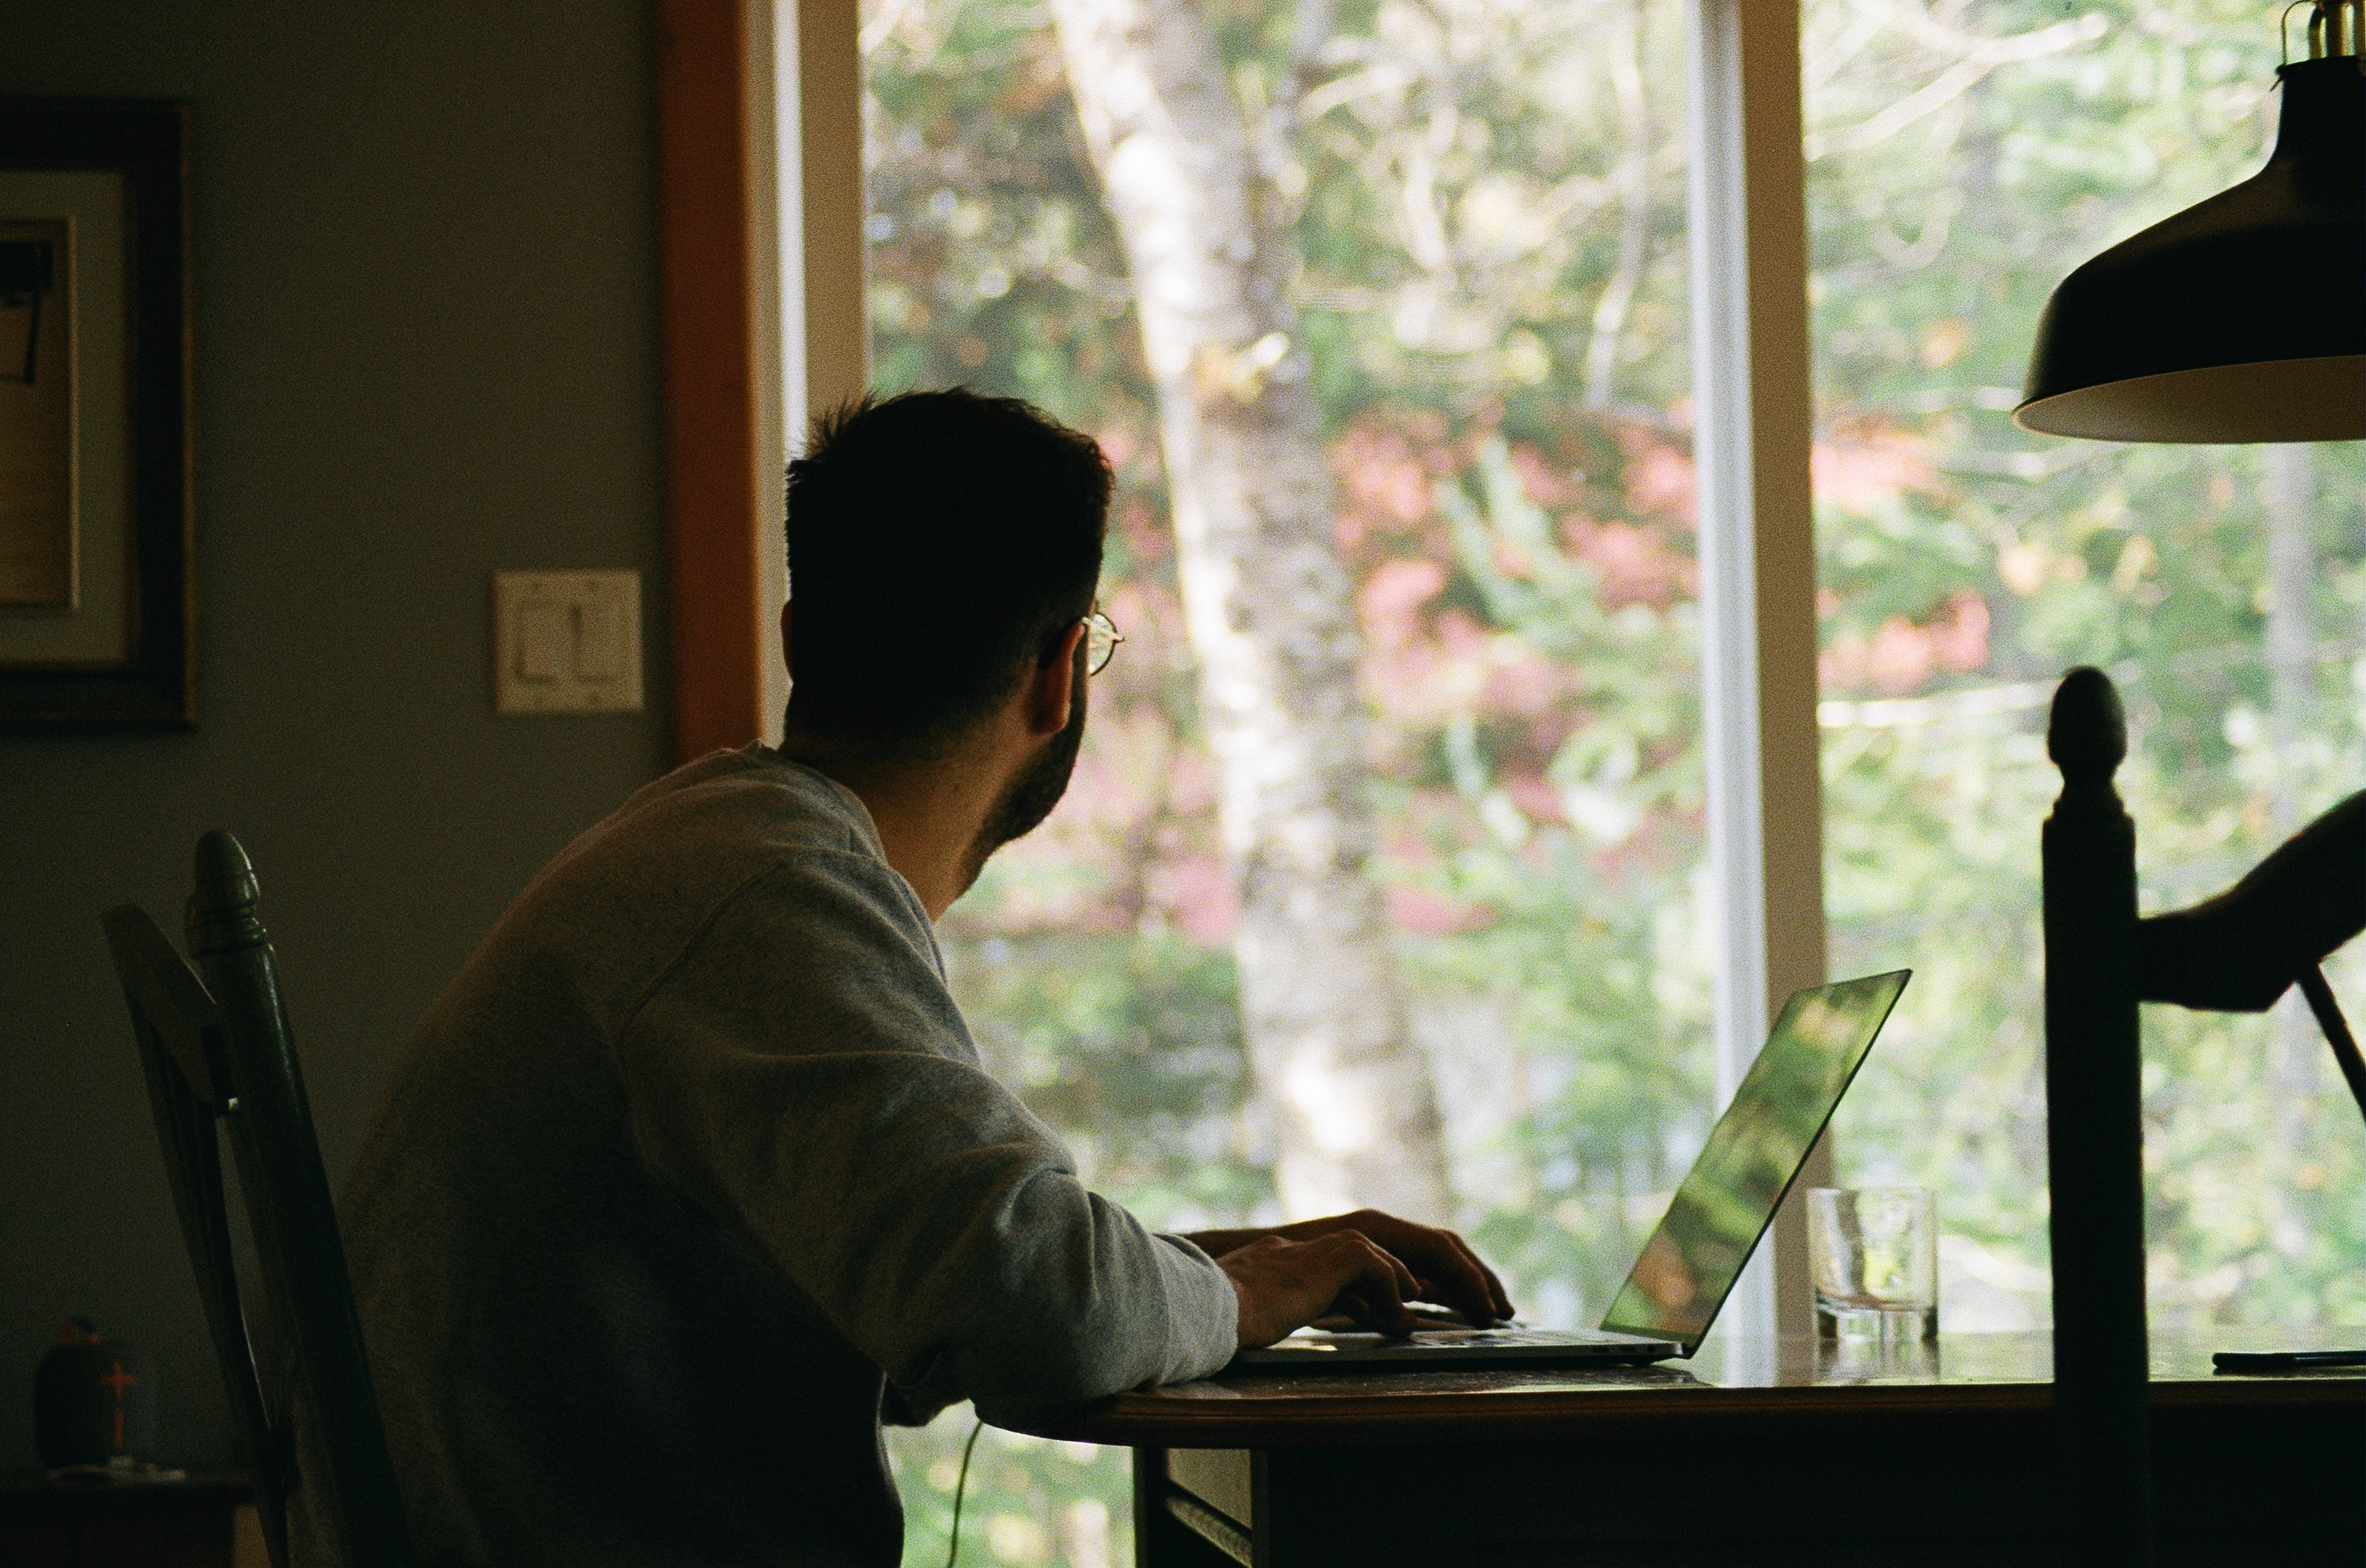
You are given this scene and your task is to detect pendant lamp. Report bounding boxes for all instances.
[2016,1,2364,443]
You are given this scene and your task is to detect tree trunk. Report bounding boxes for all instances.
[1047,0,1453,1223]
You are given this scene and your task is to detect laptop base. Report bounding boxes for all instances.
[1232,1326,1681,1370]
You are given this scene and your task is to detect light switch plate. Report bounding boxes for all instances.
[493,570,643,714]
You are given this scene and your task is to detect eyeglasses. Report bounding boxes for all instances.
[1083,609,1123,676]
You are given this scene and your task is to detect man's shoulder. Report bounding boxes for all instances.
[464,747,923,1013]
[565,746,909,912]
[600,744,882,863]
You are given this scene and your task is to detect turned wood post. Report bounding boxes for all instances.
[186,830,415,1568]
[2044,668,2153,1566]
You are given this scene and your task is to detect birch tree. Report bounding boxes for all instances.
[1044,0,1452,1222]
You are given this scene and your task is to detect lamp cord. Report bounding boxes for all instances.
[945,1417,985,1568]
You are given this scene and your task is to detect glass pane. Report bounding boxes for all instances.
[864,0,1701,1551]
[1809,2,2366,1333]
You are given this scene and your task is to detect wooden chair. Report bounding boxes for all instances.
[100,830,413,1568]
[2043,668,2364,1567]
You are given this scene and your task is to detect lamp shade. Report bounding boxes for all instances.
[2016,57,2364,443]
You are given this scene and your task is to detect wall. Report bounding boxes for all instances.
[1,2,670,1471]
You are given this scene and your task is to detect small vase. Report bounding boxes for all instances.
[34,1319,155,1470]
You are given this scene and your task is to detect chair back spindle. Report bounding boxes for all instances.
[2042,668,2154,1567]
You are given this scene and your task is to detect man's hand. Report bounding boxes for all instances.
[1217,1230,1423,1348]
[1193,1210,1517,1349]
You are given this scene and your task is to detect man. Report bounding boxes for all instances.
[293,390,1510,1566]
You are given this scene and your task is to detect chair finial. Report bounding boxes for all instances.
[2047,667,2126,788]
[188,830,265,956]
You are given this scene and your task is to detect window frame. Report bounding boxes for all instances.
[655,0,771,763]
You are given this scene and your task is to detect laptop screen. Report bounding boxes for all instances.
[1599,970,1910,1354]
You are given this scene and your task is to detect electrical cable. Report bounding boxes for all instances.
[944,1417,985,1568]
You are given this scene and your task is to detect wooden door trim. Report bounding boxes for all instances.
[655,0,766,764]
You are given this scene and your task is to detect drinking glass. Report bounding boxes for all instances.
[1809,1186,1937,1341]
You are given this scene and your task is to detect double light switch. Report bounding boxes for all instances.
[493,570,643,714]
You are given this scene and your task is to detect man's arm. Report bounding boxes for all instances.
[613,852,1238,1420]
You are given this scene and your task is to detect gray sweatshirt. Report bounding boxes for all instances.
[289,746,1238,1567]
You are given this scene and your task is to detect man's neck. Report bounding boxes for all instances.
[773,733,997,921]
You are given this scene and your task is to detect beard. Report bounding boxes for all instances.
[959,659,1088,892]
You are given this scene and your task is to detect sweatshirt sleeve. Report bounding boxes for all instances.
[611,851,1239,1423]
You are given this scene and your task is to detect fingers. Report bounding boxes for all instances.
[1315,1230,1420,1301]
[1339,1211,1514,1326]
[1320,1232,1420,1334]
[1335,1285,1418,1335]
[1445,1230,1517,1321]
[1421,1233,1505,1327]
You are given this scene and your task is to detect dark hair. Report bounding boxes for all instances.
[783,388,1110,757]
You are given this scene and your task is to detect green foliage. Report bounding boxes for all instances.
[889,1416,1133,1568]
[945,929,1275,1229]
[864,2,2366,1559]
[1406,435,1712,1311]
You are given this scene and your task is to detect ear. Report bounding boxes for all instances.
[779,599,796,680]
[1024,620,1087,737]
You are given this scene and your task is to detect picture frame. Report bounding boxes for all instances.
[0,99,194,730]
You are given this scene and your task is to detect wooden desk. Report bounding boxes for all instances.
[1018,1329,2364,1567]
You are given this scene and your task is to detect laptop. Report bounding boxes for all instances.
[1230,969,1911,1369]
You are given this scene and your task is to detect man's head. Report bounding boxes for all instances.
[783,390,1110,886]
[783,388,1111,763]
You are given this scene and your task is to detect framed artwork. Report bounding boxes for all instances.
[0,99,194,729]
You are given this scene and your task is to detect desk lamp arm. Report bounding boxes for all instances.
[2296,966,2366,1122]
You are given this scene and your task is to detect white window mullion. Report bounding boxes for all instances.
[789,0,867,418]
[1686,0,1829,1351]
[763,0,868,740]
[750,0,792,743]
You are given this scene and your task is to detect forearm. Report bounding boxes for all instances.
[1185,1211,1374,1259]
[1179,1227,1266,1258]
[920,1201,1239,1418]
